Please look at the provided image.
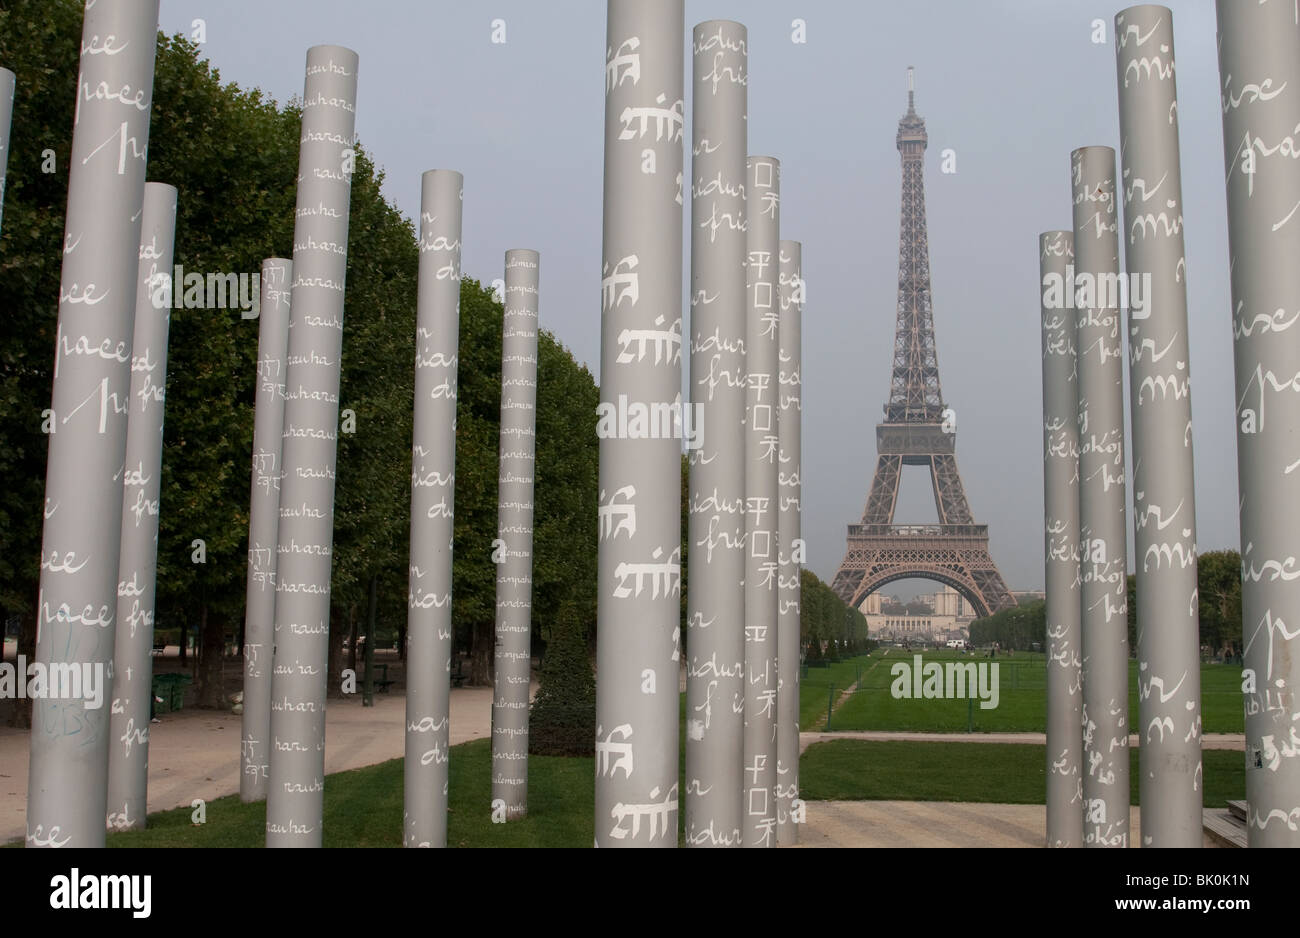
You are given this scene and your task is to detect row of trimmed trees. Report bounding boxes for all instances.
[802,570,870,661]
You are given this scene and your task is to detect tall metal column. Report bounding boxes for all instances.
[1071,146,1130,848]
[26,0,159,850]
[685,18,747,849]
[106,181,177,831]
[1039,230,1084,848]
[1216,0,1300,848]
[1114,4,1202,848]
[404,169,462,848]
[240,257,293,802]
[266,45,358,849]
[776,239,803,847]
[743,154,780,848]
[595,0,684,848]
[491,249,540,820]
[0,67,14,236]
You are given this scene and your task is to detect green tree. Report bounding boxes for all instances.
[1126,550,1241,661]
[449,281,601,685]
[969,599,1046,651]
[798,568,863,660]
[0,0,91,724]
[799,569,823,657]
[530,329,600,653]
[1197,549,1241,654]
[528,601,596,756]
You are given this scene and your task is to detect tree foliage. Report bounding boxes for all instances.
[800,569,868,656]
[450,282,600,684]
[1196,549,1242,653]
[1127,550,1243,654]
[975,550,1246,656]
[969,600,1046,650]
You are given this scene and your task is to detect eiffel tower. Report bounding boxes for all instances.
[831,70,1015,620]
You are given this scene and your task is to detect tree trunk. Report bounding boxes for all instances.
[363,577,377,706]
[195,605,226,708]
[327,603,346,699]
[470,618,492,686]
[179,616,188,665]
[347,605,358,674]
[7,601,37,728]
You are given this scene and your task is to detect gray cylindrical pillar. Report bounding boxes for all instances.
[105,182,177,832]
[404,170,462,848]
[1216,0,1300,848]
[0,67,14,236]
[1039,230,1084,848]
[776,239,803,847]
[491,249,540,820]
[25,0,159,850]
[685,18,747,849]
[1115,4,1203,848]
[240,257,293,803]
[743,154,780,849]
[1071,146,1131,848]
[595,0,684,848]
[266,45,358,849]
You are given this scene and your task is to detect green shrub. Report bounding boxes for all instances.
[528,603,596,757]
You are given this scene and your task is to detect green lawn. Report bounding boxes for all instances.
[95,735,1242,847]
[102,739,596,848]
[820,650,1244,734]
[798,653,878,730]
[831,649,1046,732]
[104,701,698,848]
[799,738,1245,807]
[1196,661,1245,734]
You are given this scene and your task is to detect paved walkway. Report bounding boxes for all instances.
[798,802,1160,847]
[1,686,499,845]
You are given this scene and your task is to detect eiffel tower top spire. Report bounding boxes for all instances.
[888,67,944,424]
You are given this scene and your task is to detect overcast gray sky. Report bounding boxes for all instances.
[156,0,1240,599]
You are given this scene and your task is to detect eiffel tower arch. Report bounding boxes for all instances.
[832,70,1015,621]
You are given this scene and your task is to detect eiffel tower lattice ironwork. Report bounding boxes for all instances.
[831,70,1016,619]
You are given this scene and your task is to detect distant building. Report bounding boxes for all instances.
[860,585,974,642]
[919,586,975,618]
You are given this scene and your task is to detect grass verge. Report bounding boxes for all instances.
[799,738,1244,807]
